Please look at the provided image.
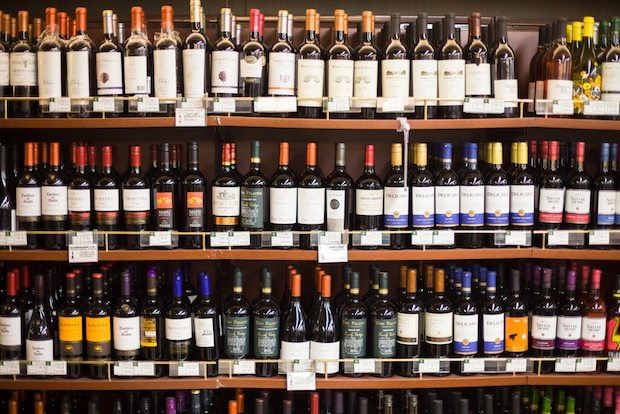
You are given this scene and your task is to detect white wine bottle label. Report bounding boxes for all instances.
[153,49,178,99]
[297,59,325,106]
[26,339,54,361]
[194,317,216,348]
[68,188,91,212]
[494,79,518,108]
[484,185,510,226]
[602,62,620,101]
[41,186,68,216]
[437,59,465,106]
[465,63,491,96]
[397,312,419,345]
[411,59,438,105]
[0,51,8,86]
[510,184,535,226]
[353,60,379,104]
[123,55,149,94]
[0,316,22,346]
[546,79,573,101]
[211,50,239,94]
[453,313,478,354]
[67,50,91,98]
[482,313,504,354]
[328,59,354,98]
[164,317,192,341]
[531,315,557,350]
[381,59,410,98]
[564,189,591,225]
[556,315,581,350]
[267,52,296,95]
[96,51,123,95]
[297,187,325,225]
[280,340,310,361]
[182,49,206,98]
[240,53,266,79]
[9,52,37,87]
[270,187,297,224]
[459,185,484,226]
[113,316,140,351]
[37,51,62,98]
[596,190,616,225]
[355,189,383,216]
[538,188,564,223]
[425,312,453,345]
[435,186,459,226]
[16,187,42,218]
[122,188,150,212]
[326,189,346,232]
[94,189,120,212]
[383,186,408,227]
[581,316,606,351]
[310,340,340,374]
[411,186,435,227]
[212,186,240,217]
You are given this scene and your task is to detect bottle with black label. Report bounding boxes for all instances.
[223,269,250,359]
[253,269,280,377]
[340,271,367,376]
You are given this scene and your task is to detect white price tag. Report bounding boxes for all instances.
[175,108,206,127]
[575,358,597,372]
[27,361,67,376]
[462,358,486,373]
[463,98,485,114]
[589,230,610,246]
[584,100,608,116]
[274,97,297,112]
[318,244,348,264]
[176,361,200,376]
[70,231,94,246]
[68,244,98,263]
[411,230,434,245]
[505,358,528,373]
[92,97,117,112]
[233,360,256,375]
[433,230,455,246]
[137,97,161,112]
[548,230,570,246]
[9,231,28,246]
[0,360,20,375]
[271,232,294,247]
[149,231,172,247]
[554,358,577,373]
[114,361,155,377]
[318,231,343,245]
[180,97,205,109]
[286,371,316,391]
[552,100,574,115]
[327,97,350,112]
[229,231,250,246]
[418,359,441,374]
[212,97,236,113]
[504,231,528,246]
[49,97,71,112]
[607,357,620,372]
[603,101,620,115]
[379,97,405,112]
[484,99,505,114]
[253,97,276,113]
[353,358,377,374]
[359,231,383,246]
[210,232,231,247]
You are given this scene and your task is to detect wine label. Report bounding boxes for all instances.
[68,188,91,212]
[26,339,54,361]
[155,191,174,229]
[185,191,204,229]
[437,59,465,106]
[411,186,435,227]
[353,60,378,106]
[326,189,348,232]
[269,187,297,225]
[122,188,150,212]
[383,186,408,228]
[397,312,419,345]
[465,63,491,96]
[453,313,478,354]
[381,59,410,98]
[556,315,581,351]
[59,316,83,342]
[86,316,111,343]
[601,62,620,102]
[182,49,206,98]
[485,185,510,226]
[483,313,504,354]
[527,81,535,112]
[212,186,240,218]
[505,316,528,353]
[424,312,453,345]
[9,52,37,86]
[153,49,178,99]
[538,188,565,223]
[0,316,22,346]
[494,79,518,108]
[16,187,42,218]
[140,316,159,348]
[355,189,383,216]
[459,185,484,226]
[240,187,264,229]
[267,52,296,95]
[411,59,438,105]
[253,316,280,358]
[67,50,91,98]
[94,188,120,212]
[546,79,573,101]
[280,340,310,361]
[606,316,620,351]
[510,185,535,226]
[194,317,216,348]
[310,340,340,374]
[123,55,149,94]
[165,317,192,341]
[223,315,250,357]
[564,189,591,225]
[113,316,140,352]
[435,186,460,226]
[37,51,62,98]
[240,53,266,79]
[581,316,606,351]
[596,190,616,225]
[0,51,8,86]
[341,318,367,358]
[211,50,239,94]
[298,187,326,225]
[297,59,325,107]
[372,318,397,358]
[96,51,123,95]
[531,315,557,350]
[327,59,354,98]
[41,186,68,216]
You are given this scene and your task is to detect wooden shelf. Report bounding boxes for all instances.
[527,374,620,386]
[0,117,176,129]
[0,377,217,391]
[531,248,620,261]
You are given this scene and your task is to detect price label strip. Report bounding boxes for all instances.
[210,231,251,247]
[607,357,620,372]
[92,97,118,112]
[0,360,21,375]
[418,359,441,374]
[326,97,350,112]
[113,361,155,377]
[575,358,597,372]
[505,358,529,373]
[148,231,173,247]
[27,361,67,376]
[589,230,610,246]
[271,232,294,247]
[554,358,577,373]
[503,230,529,246]
[175,107,206,127]
[318,244,348,264]
[169,361,201,377]
[547,230,570,246]
[411,230,434,246]
[286,371,316,391]
[68,244,98,263]
[218,359,256,375]
[359,231,384,246]
[49,97,72,113]
[433,230,455,246]
[212,97,236,113]
[0,231,28,247]
[352,358,378,374]
[462,358,486,374]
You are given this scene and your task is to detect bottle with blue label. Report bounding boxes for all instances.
[510,141,536,236]
[481,271,505,357]
[485,142,509,246]
[453,271,479,374]
[383,143,409,249]
[458,143,485,248]
[592,142,616,238]
[434,143,459,248]
[410,143,435,235]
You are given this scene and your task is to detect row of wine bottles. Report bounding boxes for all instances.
[3,385,619,414]
[1,259,618,378]
[1,2,619,119]
[4,139,618,250]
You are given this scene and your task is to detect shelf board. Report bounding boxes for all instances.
[0,377,218,391]
[0,117,175,129]
[535,117,620,130]
[530,248,620,261]
[527,374,620,386]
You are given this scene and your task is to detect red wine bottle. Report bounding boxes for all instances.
[0,271,23,361]
[310,274,339,376]
[564,142,592,231]
[241,141,267,248]
[85,273,111,379]
[212,143,241,233]
[165,271,192,362]
[397,268,422,376]
[180,142,206,249]
[193,272,219,377]
[240,9,265,101]
[112,270,140,361]
[41,142,68,249]
[355,144,383,233]
[94,145,121,250]
[557,270,581,357]
[591,142,616,230]
[68,144,93,232]
[340,271,367,376]
[122,145,150,249]
[223,269,250,359]
[298,142,325,249]
[269,142,297,233]
[152,143,178,235]
[9,11,37,118]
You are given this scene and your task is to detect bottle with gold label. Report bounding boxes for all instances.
[140,269,165,377]
[85,272,111,379]
[572,16,601,115]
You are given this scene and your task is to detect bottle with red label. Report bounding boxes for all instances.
[68,145,93,231]
[564,141,591,231]
[605,274,620,360]
[180,142,206,249]
[580,268,606,370]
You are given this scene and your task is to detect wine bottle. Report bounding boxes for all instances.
[223,269,250,359]
[425,268,453,360]
[122,145,150,249]
[453,271,478,364]
[165,272,192,361]
[267,10,296,101]
[153,6,181,116]
[545,18,573,110]
[353,11,378,119]
[564,142,591,231]
[369,272,398,377]
[0,144,11,234]
[178,141,205,249]
[384,143,409,249]
[325,142,354,233]
[212,143,240,233]
[340,271,367,375]
[19,266,35,328]
[183,0,209,100]
[485,142,509,246]
[591,142,616,231]
[481,271,504,357]
[37,7,65,117]
[438,13,465,119]
[152,143,178,234]
[16,142,41,249]
[41,142,68,249]
[94,145,121,250]
[58,272,82,378]
[573,16,601,115]
[411,12,438,119]
[193,272,219,377]
[253,270,280,377]
[280,273,309,373]
[9,11,37,118]
[381,13,409,118]
[112,270,140,361]
[0,271,23,361]
[269,142,297,233]
[298,142,325,249]
[464,12,491,116]
[311,274,339,376]
[504,269,528,358]
[0,14,9,117]
[409,146,434,236]
[538,140,564,235]
[491,16,518,117]
[239,8,265,102]
[557,270,581,357]
[211,8,238,97]
[239,140,267,248]
[355,144,383,234]
[326,9,354,119]
[531,268,558,373]
[458,143,485,248]
[123,6,153,107]
[67,7,96,118]
[96,10,123,103]
[139,269,165,377]
[85,273,111,379]
[68,144,93,231]
[397,268,422,376]
[601,16,620,112]
[528,25,546,114]
[434,143,459,247]
[510,142,536,232]
[297,8,325,118]
[581,269,606,359]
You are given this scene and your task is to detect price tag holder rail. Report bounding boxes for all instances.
[209,231,251,248]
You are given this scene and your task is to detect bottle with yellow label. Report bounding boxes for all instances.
[572,16,602,115]
[85,272,111,379]
[140,269,165,377]
[504,269,529,357]
[58,272,83,378]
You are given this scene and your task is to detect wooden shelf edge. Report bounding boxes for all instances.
[0,117,176,129]
[526,374,620,386]
[0,377,218,390]
[531,248,620,261]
